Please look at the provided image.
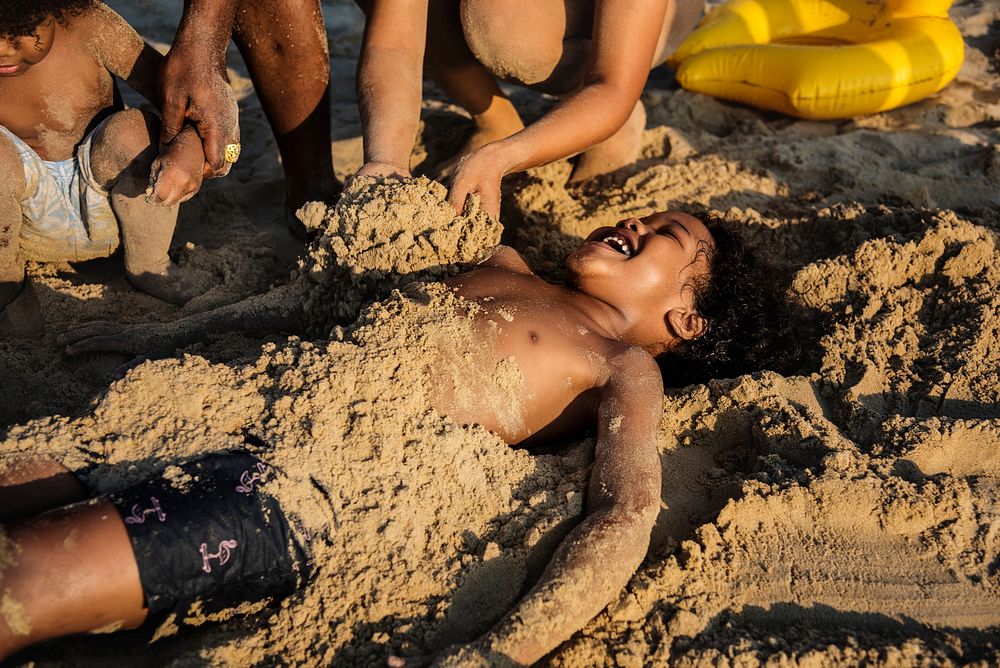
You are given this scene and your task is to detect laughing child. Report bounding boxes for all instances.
[0,0,211,334]
[1,209,791,664]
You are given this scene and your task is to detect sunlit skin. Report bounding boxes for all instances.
[355,0,706,218]
[1,211,712,664]
[0,5,210,332]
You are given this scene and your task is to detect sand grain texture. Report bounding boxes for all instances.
[1,0,998,665]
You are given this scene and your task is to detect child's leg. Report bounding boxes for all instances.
[0,500,146,661]
[0,457,88,524]
[88,109,201,305]
[0,134,42,338]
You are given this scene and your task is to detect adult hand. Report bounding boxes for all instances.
[158,48,240,179]
[356,161,411,179]
[445,145,506,220]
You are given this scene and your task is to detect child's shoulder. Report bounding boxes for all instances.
[61,2,135,49]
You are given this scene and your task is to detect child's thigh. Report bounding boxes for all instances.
[0,132,27,203]
[88,109,159,188]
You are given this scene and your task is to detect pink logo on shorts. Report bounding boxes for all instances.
[200,539,239,573]
[124,497,166,524]
[235,462,269,494]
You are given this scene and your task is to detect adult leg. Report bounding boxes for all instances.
[0,134,41,337]
[89,109,204,305]
[233,0,340,225]
[0,500,146,661]
[353,0,525,174]
[460,0,705,182]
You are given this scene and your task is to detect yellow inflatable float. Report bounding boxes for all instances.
[668,0,966,119]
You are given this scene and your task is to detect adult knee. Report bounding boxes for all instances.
[460,0,566,86]
[89,109,158,189]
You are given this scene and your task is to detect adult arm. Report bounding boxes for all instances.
[447,0,670,217]
[451,349,663,665]
[158,0,240,177]
[355,0,429,177]
[86,6,207,205]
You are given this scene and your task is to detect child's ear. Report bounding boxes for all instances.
[666,309,708,341]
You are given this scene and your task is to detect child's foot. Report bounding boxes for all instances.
[126,263,210,306]
[430,98,525,179]
[568,100,646,183]
[0,280,44,338]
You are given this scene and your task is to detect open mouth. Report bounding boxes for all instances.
[599,232,633,258]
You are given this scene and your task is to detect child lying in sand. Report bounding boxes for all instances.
[1,209,778,664]
[0,0,210,333]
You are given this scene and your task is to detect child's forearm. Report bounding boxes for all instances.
[473,504,657,665]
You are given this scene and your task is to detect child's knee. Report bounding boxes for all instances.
[0,133,26,201]
[89,109,159,188]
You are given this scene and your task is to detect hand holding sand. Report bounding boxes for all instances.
[446,145,507,219]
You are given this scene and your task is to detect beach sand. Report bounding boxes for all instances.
[1,0,998,665]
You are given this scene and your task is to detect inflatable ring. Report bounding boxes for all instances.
[667,0,965,119]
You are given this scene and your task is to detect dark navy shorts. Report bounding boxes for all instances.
[107,450,309,616]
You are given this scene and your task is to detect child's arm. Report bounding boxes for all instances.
[447,0,670,217]
[455,348,663,665]
[59,280,310,359]
[84,3,226,191]
[84,4,166,109]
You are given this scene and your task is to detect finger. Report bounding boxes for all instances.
[159,97,188,147]
[58,321,122,346]
[483,186,501,220]
[199,122,227,176]
[65,334,134,356]
[112,356,149,380]
[446,183,471,217]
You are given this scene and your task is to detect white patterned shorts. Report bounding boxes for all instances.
[1,120,120,263]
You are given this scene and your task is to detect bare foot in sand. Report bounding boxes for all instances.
[568,100,646,183]
[0,280,44,338]
[430,98,525,180]
[126,263,209,306]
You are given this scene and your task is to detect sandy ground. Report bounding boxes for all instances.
[1,0,999,665]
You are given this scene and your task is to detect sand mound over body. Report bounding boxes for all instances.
[1,183,584,665]
[297,176,500,331]
[2,1,998,665]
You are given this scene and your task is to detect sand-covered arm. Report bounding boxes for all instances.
[356,0,429,176]
[59,281,310,359]
[445,350,663,666]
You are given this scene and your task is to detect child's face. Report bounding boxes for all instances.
[566,211,714,346]
[0,20,57,76]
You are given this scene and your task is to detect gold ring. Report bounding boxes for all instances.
[224,143,241,164]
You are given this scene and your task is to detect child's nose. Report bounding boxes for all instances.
[616,218,647,233]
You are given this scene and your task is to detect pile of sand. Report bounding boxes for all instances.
[0,0,998,665]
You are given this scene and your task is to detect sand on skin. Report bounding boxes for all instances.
[0,0,998,665]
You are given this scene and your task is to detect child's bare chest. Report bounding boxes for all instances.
[0,48,113,161]
[440,295,616,443]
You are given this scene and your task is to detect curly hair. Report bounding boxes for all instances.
[1,0,94,41]
[657,214,808,387]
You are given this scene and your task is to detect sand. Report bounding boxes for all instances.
[1,0,998,665]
